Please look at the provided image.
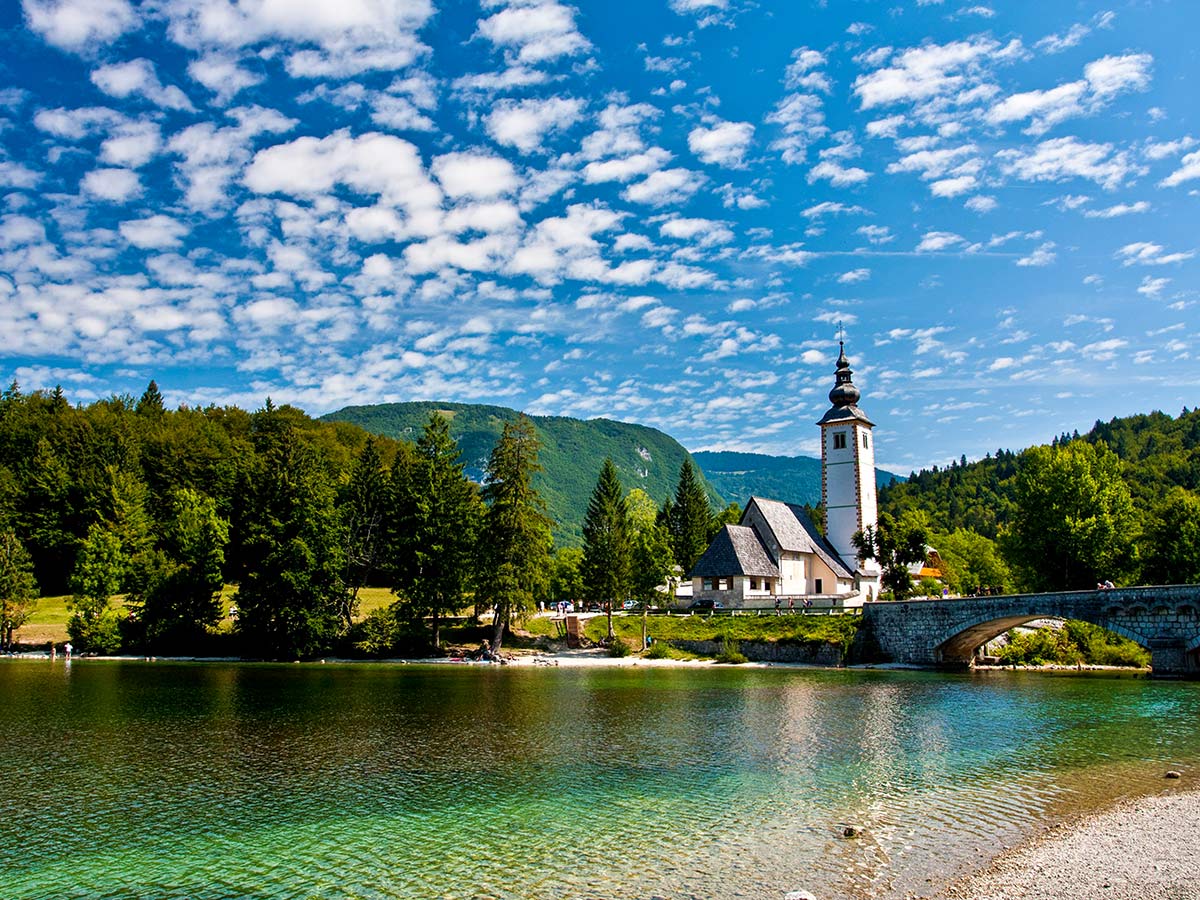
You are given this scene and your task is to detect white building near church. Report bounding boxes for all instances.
[688,342,882,608]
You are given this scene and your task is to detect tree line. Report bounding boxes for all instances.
[870,408,1200,599]
[0,381,731,657]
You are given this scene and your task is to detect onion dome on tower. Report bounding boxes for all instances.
[817,341,873,426]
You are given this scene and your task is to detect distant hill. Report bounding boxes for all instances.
[693,450,906,509]
[323,402,724,546]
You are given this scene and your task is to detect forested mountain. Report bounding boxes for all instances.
[693,450,904,509]
[324,402,724,545]
[880,408,1200,538]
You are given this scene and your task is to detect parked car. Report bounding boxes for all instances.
[688,599,723,610]
[621,599,638,610]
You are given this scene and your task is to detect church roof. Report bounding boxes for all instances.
[744,496,856,579]
[690,524,780,578]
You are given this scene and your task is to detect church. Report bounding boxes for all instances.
[688,343,882,609]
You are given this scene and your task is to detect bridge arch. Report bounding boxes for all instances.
[859,585,1200,678]
[933,611,1149,666]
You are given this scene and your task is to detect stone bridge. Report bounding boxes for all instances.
[858,585,1200,678]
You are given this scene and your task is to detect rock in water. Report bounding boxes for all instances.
[842,825,862,838]
[1166,770,1182,778]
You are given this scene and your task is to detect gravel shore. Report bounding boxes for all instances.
[938,788,1200,900]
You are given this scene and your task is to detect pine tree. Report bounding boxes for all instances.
[136,380,165,418]
[388,413,483,650]
[669,458,712,574]
[342,438,387,617]
[581,458,631,639]
[477,416,552,650]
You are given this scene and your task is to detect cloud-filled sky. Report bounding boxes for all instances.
[1,0,1197,473]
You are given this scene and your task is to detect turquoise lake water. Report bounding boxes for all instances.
[2,660,1198,899]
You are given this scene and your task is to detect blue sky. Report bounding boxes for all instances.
[1,0,1197,474]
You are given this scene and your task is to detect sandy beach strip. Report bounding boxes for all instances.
[938,787,1200,900]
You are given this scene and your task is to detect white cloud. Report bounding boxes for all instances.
[486,96,584,153]
[808,160,870,186]
[1160,151,1200,188]
[857,224,894,244]
[838,268,870,283]
[23,0,135,50]
[766,93,827,165]
[1137,276,1170,298]
[1035,23,1091,54]
[188,54,265,105]
[119,214,189,249]
[1084,53,1152,97]
[1016,242,1056,267]
[853,37,1009,110]
[1082,201,1149,218]
[81,167,141,202]
[998,137,1136,190]
[688,120,754,167]
[660,217,733,246]
[583,149,672,183]
[965,195,997,213]
[432,152,519,199]
[100,120,161,168]
[33,106,122,140]
[476,0,591,64]
[622,168,704,206]
[92,59,194,112]
[1115,242,1194,267]
[916,230,965,252]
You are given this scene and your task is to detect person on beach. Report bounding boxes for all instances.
[774,597,781,615]
[64,642,72,659]
[788,597,795,613]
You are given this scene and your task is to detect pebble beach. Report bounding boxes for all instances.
[937,788,1200,900]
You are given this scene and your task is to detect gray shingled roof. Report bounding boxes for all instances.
[690,525,779,579]
[817,404,874,426]
[744,497,856,579]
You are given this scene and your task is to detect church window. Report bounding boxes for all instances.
[749,577,758,590]
[702,578,714,591]
[814,578,823,594]
[717,578,730,590]
[862,433,869,449]
[833,432,847,449]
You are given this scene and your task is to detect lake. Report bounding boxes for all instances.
[2,660,1197,899]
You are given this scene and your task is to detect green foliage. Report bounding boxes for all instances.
[582,458,631,638]
[477,416,552,649]
[693,450,901,511]
[549,546,584,602]
[235,419,348,660]
[1140,488,1200,584]
[994,620,1149,668]
[670,458,713,574]
[387,413,483,648]
[715,636,748,664]
[607,636,632,657]
[0,529,38,649]
[631,522,675,605]
[324,401,723,546]
[341,438,388,600]
[929,528,1012,594]
[584,610,860,652]
[1004,442,1137,591]
[853,512,929,601]
[68,524,125,654]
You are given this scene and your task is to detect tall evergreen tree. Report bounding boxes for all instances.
[136,380,165,418]
[669,458,712,574]
[581,458,631,639]
[236,429,347,659]
[477,416,552,650]
[342,438,387,614]
[388,413,483,649]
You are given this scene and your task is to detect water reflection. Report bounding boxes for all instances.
[0,661,1196,900]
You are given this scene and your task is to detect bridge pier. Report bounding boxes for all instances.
[1147,640,1200,679]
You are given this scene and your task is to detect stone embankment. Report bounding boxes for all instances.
[667,639,843,665]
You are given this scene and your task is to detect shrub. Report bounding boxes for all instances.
[608,636,632,657]
[644,640,672,659]
[715,636,748,664]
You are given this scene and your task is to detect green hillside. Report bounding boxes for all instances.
[693,450,905,509]
[323,402,724,546]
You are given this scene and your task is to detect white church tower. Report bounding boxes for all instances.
[818,341,882,597]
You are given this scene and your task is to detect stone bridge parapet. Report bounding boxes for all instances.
[857,585,1200,678]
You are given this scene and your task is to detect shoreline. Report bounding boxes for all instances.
[932,785,1199,900]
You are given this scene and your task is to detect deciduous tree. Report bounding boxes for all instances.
[0,529,37,650]
[853,512,929,601]
[1140,487,1200,584]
